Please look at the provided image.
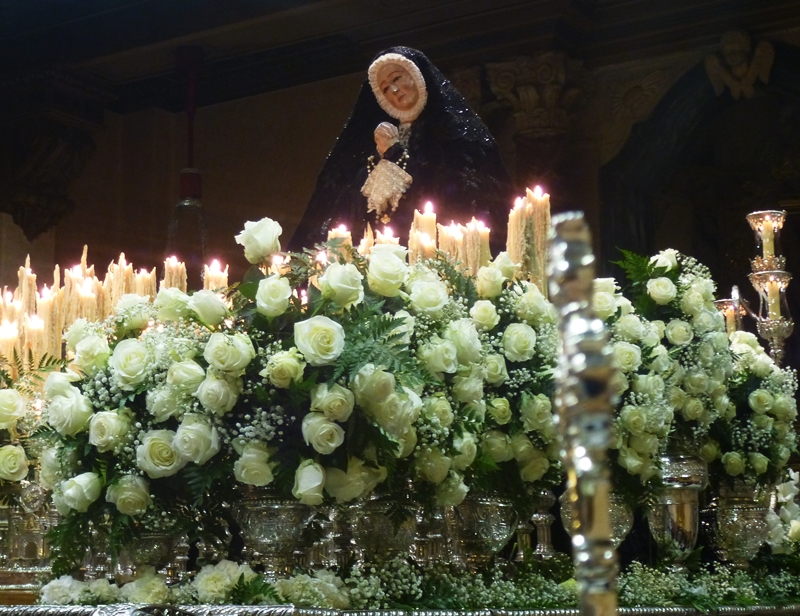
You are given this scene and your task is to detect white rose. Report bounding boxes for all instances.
[493,252,517,279]
[371,389,421,437]
[520,454,550,482]
[294,316,345,366]
[772,395,797,422]
[263,348,306,388]
[302,413,345,455]
[482,430,514,462]
[650,249,678,271]
[632,374,665,399]
[488,397,512,425]
[48,389,93,436]
[40,446,67,490]
[641,322,662,347]
[73,334,111,374]
[292,459,326,505]
[722,451,745,477]
[145,386,182,422]
[629,433,659,455]
[235,217,282,264]
[730,330,761,351]
[256,275,292,317]
[680,290,705,317]
[409,280,449,317]
[693,309,723,335]
[196,373,241,415]
[370,242,407,261]
[452,364,485,403]
[204,332,256,373]
[320,262,364,309]
[396,426,418,459]
[484,353,509,385]
[106,475,152,516]
[63,318,90,353]
[502,323,538,362]
[115,294,151,331]
[470,300,500,331]
[594,278,618,294]
[188,290,228,326]
[174,415,220,465]
[593,291,617,320]
[510,433,537,463]
[404,264,439,290]
[683,370,710,395]
[367,251,407,297]
[612,341,642,373]
[310,383,354,422]
[691,278,715,300]
[682,397,704,421]
[109,339,151,391]
[419,337,458,377]
[452,433,478,471]
[748,389,774,414]
[351,364,395,409]
[392,310,415,344]
[619,405,647,436]
[618,446,645,475]
[415,448,451,484]
[521,393,554,433]
[119,568,170,604]
[324,458,369,504]
[423,395,454,428]
[44,370,80,399]
[0,389,25,429]
[154,287,191,321]
[60,472,102,512]
[515,284,556,326]
[465,399,487,422]
[748,452,770,475]
[234,442,274,486]
[647,345,671,373]
[89,411,130,453]
[0,445,28,482]
[166,360,206,394]
[136,430,187,478]
[443,318,482,364]
[646,277,677,305]
[665,319,694,346]
[614,314,646,342]
[436,472,469,506]
[616,296,634,315]
[699,440,721,463]
[476,266,506,298]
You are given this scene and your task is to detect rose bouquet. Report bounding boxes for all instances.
[592,277,672,504]
[702,330,797,488]
[39,290,243,574]
[614,249,733,456]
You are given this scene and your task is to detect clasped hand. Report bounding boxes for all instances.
[374,122,399,155]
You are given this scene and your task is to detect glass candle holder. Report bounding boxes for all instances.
[748,270,792,322]
[746,210,786,272]
[714,298,745,335]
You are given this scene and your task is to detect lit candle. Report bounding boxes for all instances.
[0,320,18,369]
[375,227,399,245]
[414,202,438,243]
[327,225,353,248]
[162,256,187,292]
[203,260,229,291]
[767,277,781,320]
[419,233,436,259]
[762,218,775,258]
[25,314,45,368]
[723,306,736,335]
[358,223,375,256]
[79,279,97,323]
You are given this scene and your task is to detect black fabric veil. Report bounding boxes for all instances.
[289,46,517,253]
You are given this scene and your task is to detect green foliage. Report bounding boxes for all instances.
[229,573,282,605]
[432,251,478,305]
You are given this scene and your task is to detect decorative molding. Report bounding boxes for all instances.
[704,30,775,100]
[486,52,583,141]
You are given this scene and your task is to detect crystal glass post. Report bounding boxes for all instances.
[548,212,618,616]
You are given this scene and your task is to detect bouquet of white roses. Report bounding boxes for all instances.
[614,249,733,456]
[592,277,672,504]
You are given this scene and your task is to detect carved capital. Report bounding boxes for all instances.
[705,30,774,100]
[487,52,583,140]
[448,66,483,113]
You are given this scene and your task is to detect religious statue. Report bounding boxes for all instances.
[290,46,517,252]
[705,30,774,100]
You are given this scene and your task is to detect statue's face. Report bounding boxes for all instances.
[377,63,420,113]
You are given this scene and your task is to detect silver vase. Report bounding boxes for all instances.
[559,488,633,549]
[647,453,708,572]
[448,493,518,571]
[232,485,314,579]
[352,495,417,563]
[514,487,557,562]
[414,506,449,566]
[715,480,770,569]
[116,531,188,584]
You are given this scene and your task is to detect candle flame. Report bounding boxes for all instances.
[383,227,394,238]
[27,315,44,330]
[424,201,434,214]
[731,285,739,301]
[419,232,433,245]
[513,196,524,210]
[316,251,328,264]
[209,259,221,273]
[337,224,347,233]
[167,256,179,265]
[533,185,544,198]
[0,321,17,339]
[3,292,11,304]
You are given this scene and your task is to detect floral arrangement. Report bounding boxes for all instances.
[592,276,672,504]
[36,216,564,574]
[614,249,734,455]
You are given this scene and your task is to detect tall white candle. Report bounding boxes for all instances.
[767,278,781,320]
[762,218,775,258]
